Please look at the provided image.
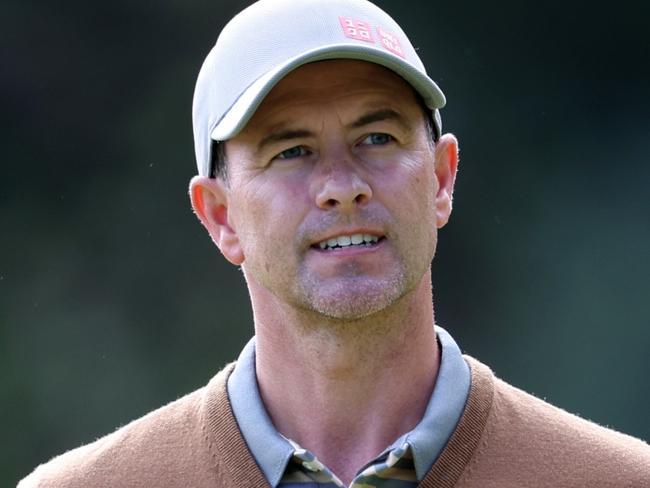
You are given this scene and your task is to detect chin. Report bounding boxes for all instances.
[298,274,410,321]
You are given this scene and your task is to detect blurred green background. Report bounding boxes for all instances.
[3,0,649,484]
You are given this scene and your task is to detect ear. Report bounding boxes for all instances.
[189,176,245,265]
[433,133,459,228]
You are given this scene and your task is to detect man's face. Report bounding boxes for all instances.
[221,60,450,320]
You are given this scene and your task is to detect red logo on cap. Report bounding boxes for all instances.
[376,26,405,58]
[339,16,374,43]
[338,16,405,59]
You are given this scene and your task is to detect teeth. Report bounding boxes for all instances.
[337,236,352,246]
[363,234,379,244]
[318,233,380,250]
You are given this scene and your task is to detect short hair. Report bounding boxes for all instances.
[208,93,440,181]
[209,139,228,180]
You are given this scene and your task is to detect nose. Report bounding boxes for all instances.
[313,158,373,212]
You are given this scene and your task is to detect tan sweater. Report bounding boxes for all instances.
[19,357,650,487]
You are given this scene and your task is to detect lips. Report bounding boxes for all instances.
[316,233,382,250]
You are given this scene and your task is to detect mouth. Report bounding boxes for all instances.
[313,233,384,251]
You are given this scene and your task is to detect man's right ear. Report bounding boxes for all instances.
[189,176,244,265]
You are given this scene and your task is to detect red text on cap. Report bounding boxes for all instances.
[376,26,404,58]
[339,17,374,43]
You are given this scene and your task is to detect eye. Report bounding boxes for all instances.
[275,146,309,160]
[359,133,394,146]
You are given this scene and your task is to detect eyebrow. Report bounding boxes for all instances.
[347,108,412,133]
[256,129,313,155]
[255,108,412,154]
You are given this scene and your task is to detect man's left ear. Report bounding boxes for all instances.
[433,133,459,228]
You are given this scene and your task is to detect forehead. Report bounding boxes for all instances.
[244,59,422,128]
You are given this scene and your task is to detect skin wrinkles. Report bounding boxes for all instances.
[254,107,415,159]
[223,64,439,321]
[238,83,418,154]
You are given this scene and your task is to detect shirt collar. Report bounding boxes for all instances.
[227,326,470,486]
[406,326,470,479]
[227,339,294,486]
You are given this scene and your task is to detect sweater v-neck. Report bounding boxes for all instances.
[201,356,494,487]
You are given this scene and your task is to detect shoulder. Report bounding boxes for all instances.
[489,373,650,462]
[18,365,234,488]
[460,357,650,487]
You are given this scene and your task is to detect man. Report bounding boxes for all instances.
[19,0,650,487]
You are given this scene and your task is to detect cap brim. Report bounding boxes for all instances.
[210,44,445,141]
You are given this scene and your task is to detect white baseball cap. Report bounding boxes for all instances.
[192,0,446,177]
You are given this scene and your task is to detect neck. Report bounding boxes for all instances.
[249,272,439,485]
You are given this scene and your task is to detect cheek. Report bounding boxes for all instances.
[385,160,439,253]
[382,152,437,209]
[232,177,307,244]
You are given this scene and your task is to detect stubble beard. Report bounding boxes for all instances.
[245,209,437,323]
[293,227,438,321]
[294,263,410,321]
[245,244,416,323]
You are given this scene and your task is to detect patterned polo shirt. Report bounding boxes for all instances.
[227,326,470,487]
